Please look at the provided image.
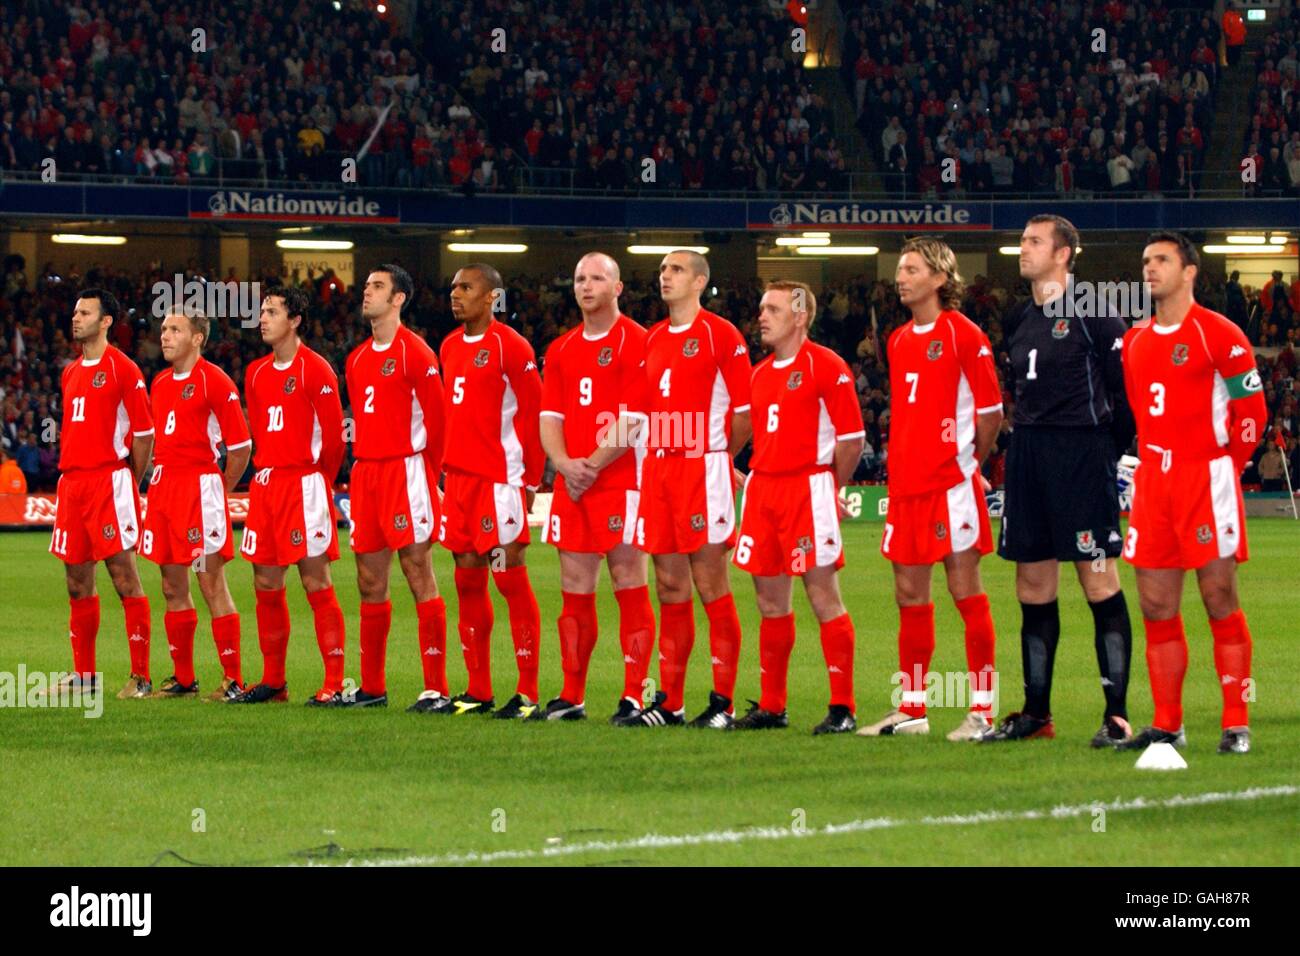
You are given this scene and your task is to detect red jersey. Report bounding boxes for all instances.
[58,344,154,472]
[886,309,1002,497]
[749,339,865,476]
[150,357,250,468]
[641,307,752,453]
[1122,304,1266,471]
[440,319,543,487]
[245,343,346,480]
[540,314,647,493]
[344,324,445,467]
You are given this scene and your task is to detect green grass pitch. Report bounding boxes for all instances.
[2,519,1298,866]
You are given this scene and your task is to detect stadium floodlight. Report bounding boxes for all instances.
[795,246,879,255]
[1270,235,1290,245]
[998,246,1021,255]
[1202,245,1281,254]
[447,243,528,253]
[802,232,831,238]
[775,236,830,246]
[1225,235,1267,244]
[627,245,709,254]
[276,239,355,250]
[51,234,127,245]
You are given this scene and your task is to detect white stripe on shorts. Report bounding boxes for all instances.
[1209,455,1240,560]
[622,489,640,548]
[704,450,735,544]
[301,471,333,557]
[110,467,139,551]
[494,481,525,545]
[946,476,980,554]
[198,471,227,553]
[809,471,842,568]
[404,453,434,545]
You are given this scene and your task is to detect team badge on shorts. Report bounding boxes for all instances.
[103,524,116,540]
[796,535,813,553]
[1052,318,1071,339]
[787,370,803,390]
[474,348,491,368]
[481,515,495,532]
[1076,530,1094,552]
[935,521,947,540]
[394,513,409,531]
[690,513,705,531]
[1196,524,1213,544]
[181,383,196,400]
[290,529,304,545]
[187,527,201,544]
[683,338,700,358]
[608,514,624,531]
[1172,343,1190,366]
[380,358,397,376]
[92,371,107,388]
[926,340,943,361]
[283,375,297,395]
[597,347,613,367]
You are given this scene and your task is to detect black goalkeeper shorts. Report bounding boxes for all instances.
[997,426,1123,564]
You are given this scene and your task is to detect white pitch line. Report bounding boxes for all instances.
[304,784,1299,867]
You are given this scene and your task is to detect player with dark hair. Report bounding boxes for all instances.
[437,263,545,718]
[46,288,156,699]
[1118,231,1266,754]
[235,286,349,705]
[984,213,1138,746]
[141,308,251,700]
[343,264,448,709]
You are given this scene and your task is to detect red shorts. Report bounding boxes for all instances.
[139,465,234,565]
[1123,454,1248,569]
[439,469,530,554]
[543,483,642,553]
[49,464,142,565]
[240,466,340,566]
[881,472,993,565]
[639,450,736,554]
[349,453,439,554]
[733,470,845,577]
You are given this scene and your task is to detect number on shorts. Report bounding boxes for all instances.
[141,530,153,554]
[266,405,284,432]
[364,386,376,413]
[549,513,560,543]
[240,529,257,556]
[579,377,593,406]
[636,517,645,547]
[735,534,753,565]
[1123,526,1138,559]
[70,396,86,422]
[51,528,68,555]
[163,410,176,435]
[766,403,779,433]
[905,371,919,403]
[1148,382,1165,416]
[1026,348,1039,381]
[658,369,672,397]
[438,513,447,543]
[883,521,895,553]
[451,377,465,405]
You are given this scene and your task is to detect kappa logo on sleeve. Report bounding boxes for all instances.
[836,373,851,385]
[134,379,145,389]
[426,365,439,376]
[227,391,239,402]
[1112,338,1124,350]
[978,345,991,356]
[734,344,746,356]
[320,384,334,394]
[523,360,537,372]
[1229,345,1247,358]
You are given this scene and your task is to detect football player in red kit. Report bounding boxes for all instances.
[630,250,753,729]
[731,281,865,735]
[439,263,545,719]
[140,309,251,700]
[235,287,348,706]
[47,288,155,699]
[1118,232,1266,755]
[862,237,1004,742]
[537,252,655,723]
[344,264,448,710]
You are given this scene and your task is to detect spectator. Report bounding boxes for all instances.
[0,447,26,495]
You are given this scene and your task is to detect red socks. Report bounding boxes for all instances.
[358,599,392,696]
[898,602,936,718]
[1144,615,1188,733]
[122,594,151,680]
[558,591,599,704]
[164,608,198,686]
[255,588,291,688]
[703,593,742,704]
[212,612,241,684]
[307,586,346,695]
[493,566,541,701]
[455,566,494,700]
[416,595,448,696]
[1209,609,1252,729]
[820,613,856,712]
[955,592,996,719]
[658,599,695,713]
[758,613,796,713]
[615,585,655,704]
[69,594,100,680]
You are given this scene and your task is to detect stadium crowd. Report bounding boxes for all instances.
[1242,3,1300,196]
[2,254,1297,496]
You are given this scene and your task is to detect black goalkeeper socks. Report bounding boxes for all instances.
[1020,599,1060,719]
[1089,589,1133,720]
